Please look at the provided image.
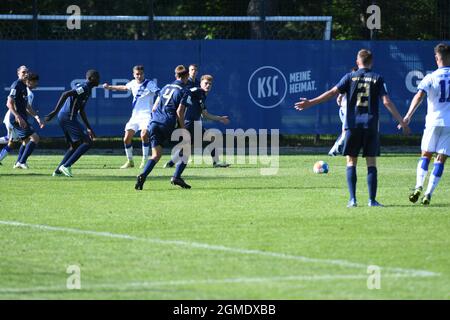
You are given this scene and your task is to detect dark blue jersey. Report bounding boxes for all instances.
[186,77,200,89]
[151,80,189,129]
[336,68,387,132]
[8,79,29,122]
[184,87,207,126]
[58,81,94,120]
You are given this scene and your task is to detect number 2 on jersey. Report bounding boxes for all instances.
[439,80,450,103]
[163,88,175,106]
[356,82,370,107]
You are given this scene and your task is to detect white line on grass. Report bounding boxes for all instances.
[0,273,429,294]
[0,220,440,278]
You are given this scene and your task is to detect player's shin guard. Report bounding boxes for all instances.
[18,141,36,164]
[367,166,378,201]
[416,157,430,189]
[64,143,90,167]
[425,162,444,196]
[0,145,11,161]
[141,159,157,178]
[346,166,357,201]
[124,144,133,160]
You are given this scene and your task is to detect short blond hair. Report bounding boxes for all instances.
[357,49,373,66]
[175,65,189,79]
[201,74,213,82]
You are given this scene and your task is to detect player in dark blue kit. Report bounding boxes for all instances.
[135,65,191,190]
[187,64,200,89]
[295,49,410,207]
[6,68,44,169]
[163,74,230,168]
[44,69,100,177]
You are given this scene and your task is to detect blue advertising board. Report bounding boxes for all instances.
[0,40,441,137]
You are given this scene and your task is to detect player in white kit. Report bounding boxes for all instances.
[403,43,450,205]
[103,65,159,169]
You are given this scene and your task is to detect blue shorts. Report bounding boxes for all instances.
[342,128,380,157]
[148,122,173,148]
[58,117,89,144]
[11,120,35,140]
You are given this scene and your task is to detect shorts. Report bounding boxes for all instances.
[3,111,19,141]
[342,128,380,158]
[11,120,35,140]
[148,122,173,148]
[58,117,89,144]
[421,126,450,156]
[125,113,151,133]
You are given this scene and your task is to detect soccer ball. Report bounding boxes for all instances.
[313,161,329,174]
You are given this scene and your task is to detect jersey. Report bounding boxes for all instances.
[417,66,450,127]
[5,87,34,127]
[8,79,28,123]
[125,79,159,116]
[151,80,189,129]
[186,77,200,89]
[58,81,93,120]
[184,87,207,127]
[336,68,387,132]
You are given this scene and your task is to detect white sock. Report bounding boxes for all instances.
[415,157,430,189]
[425,162,444,196]
[124,144,133,161]
[142,143,149,161]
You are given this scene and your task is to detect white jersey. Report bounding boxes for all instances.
[418,66,450,127]
[338,94,347,124]
[125,79,159,116]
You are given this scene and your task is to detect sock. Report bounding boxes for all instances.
[211,148,219,164]
[367,166,378,201]
[0,135,9,144]
[64,143,90,167]
[141,159,157,178]
[415,157,430,189]
[16,144,25,164]
[142,142,149,161]
[174,156,189,178]
[0,145,11,161]
[19,141,36,164]
[425,162,444,196]
[346,166,357,201]
[124,144,133,161]
[56,148,75,171]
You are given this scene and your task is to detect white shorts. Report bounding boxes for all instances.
[421,126,450,156]
[124,113,151,133]
[3,111,19,141]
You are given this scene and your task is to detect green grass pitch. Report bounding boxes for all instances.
[0,153,449,299]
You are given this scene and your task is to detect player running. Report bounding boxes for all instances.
[44,69,100,177]
[163,74,230,168]
[135,65,191,190]
[0,71,43,167]
[403,43,450,205]
[103,65,159,169]
[294,49,410,207]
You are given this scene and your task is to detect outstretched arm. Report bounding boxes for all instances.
[45,90,76,122]
[202,110,230,125]
[102,83,128,91]
[382,95,411,135]
[402,90,426,125]
[294,87,340,111]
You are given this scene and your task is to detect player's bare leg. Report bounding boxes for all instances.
[121,129,135,169]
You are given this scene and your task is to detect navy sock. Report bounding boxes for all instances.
[174,162,187,179]
[19,141,36,164]
[141,159,157,178]
[346,166,357,200]
[17,144,25,163]
[64,143,90,167]
[57,148,75,171]
[367,166,378,201]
